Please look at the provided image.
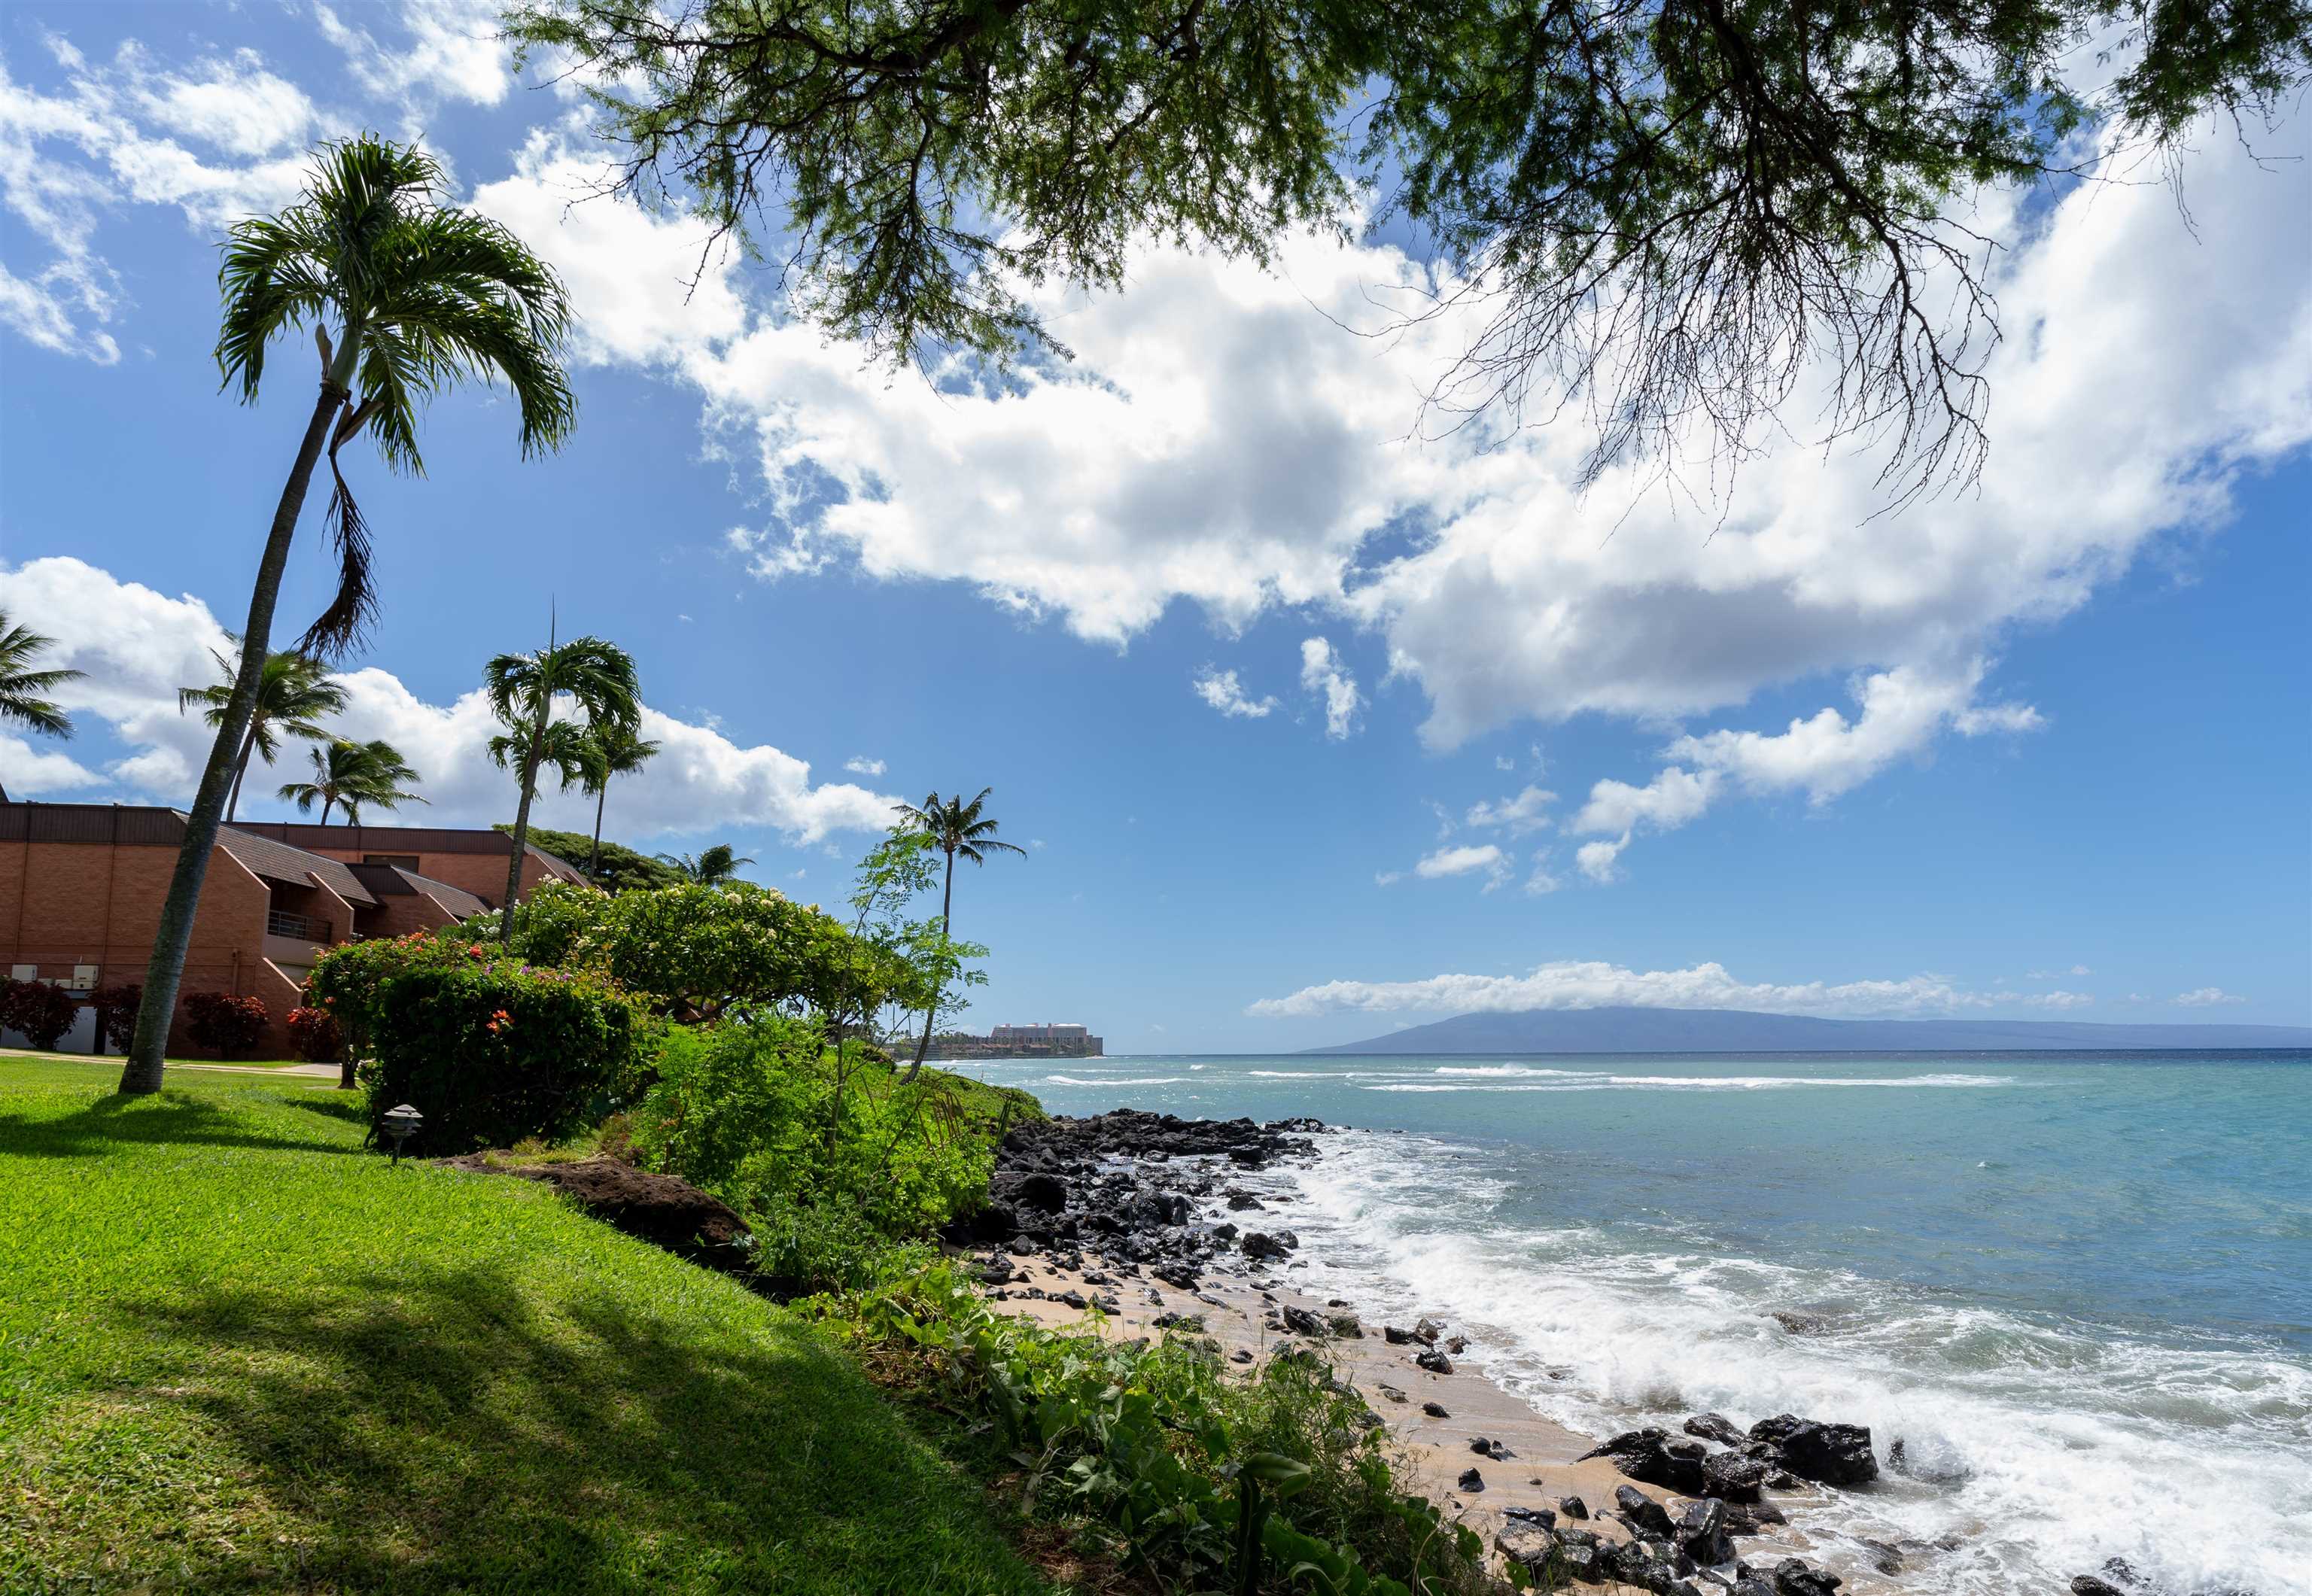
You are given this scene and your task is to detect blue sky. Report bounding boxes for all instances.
[2,2,2307,1050]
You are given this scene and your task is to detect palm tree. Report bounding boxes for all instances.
[486,631,640,938]
[276,738,425,825]
[893,787,1024,1076]
[577,719,661,877]
[1,613,85,801]
[654,843,755,886]
[122,135,575,1096]
[0,610,84,740]
[178,643,347,820]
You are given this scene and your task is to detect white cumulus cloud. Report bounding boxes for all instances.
[0,557,894,846]
[2172,986,2248,1007]
[1299,637,1362,740]
[1191,667,1278,719]
[1249,959,2083,1019]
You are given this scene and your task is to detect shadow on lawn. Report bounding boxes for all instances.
[0,1089,367,1159]
[123,1260,1045,1594]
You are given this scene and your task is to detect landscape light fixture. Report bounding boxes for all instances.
[381,1103,423,1164]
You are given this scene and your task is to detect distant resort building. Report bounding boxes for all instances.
[917,1022,1104,1060]
[0,802,585,1057]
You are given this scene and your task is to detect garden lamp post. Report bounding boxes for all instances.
[382,1102,423,1164]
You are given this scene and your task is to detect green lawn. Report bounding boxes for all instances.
[0,1059,1059,1594]
[1,1046,315,1070]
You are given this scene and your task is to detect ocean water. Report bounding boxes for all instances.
[948,1051,2312,1595]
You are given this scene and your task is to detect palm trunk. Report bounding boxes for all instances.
[905,850,957,1082]
[318,795,336,826]
[121,382,343,1095]
[589,782,607,878]
[225,723,260,822]
[498,713,548,940]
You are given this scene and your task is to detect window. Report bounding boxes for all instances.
[363,854,421,870]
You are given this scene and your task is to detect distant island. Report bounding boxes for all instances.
[1302,1006,2312,1054]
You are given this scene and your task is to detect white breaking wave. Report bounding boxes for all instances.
[1045,1074,1183,1086]
[1272,1132,2312,1596]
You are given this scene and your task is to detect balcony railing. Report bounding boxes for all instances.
[266,909,331,944]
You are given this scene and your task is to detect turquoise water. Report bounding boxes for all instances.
[950,1051,2312,1594]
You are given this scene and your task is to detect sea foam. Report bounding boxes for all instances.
[1272,1130,2310,1596]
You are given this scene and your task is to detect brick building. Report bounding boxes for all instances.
[0,802,587,1057]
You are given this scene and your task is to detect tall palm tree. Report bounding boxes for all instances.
[653,843,755,886]
[893,787,1024,1076]
[276,738,425,825]
[486,631,640,938]
[178,642,348,820]
[0,610,84,740]
[577,719,661,877]
[123,135,575,1096]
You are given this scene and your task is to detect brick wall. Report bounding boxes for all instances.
[0,838,289,1056]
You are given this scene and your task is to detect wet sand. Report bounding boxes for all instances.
[982,1249,1891,1590]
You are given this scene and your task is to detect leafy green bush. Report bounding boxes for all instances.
[366,958,648,1155]
[631,1022,996,1281]
[823,1263,1496,1595]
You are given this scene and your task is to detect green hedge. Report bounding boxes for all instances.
[367,961,648,1154]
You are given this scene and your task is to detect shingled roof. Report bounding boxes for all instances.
[215,825,378,906]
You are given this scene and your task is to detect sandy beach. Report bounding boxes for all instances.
[972,1134,1908,1593]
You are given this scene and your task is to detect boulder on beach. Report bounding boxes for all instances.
[1415,1347,1454,1374]
[1614,1483,1677,1540]
[1684,1411,1746,1446]
[1456,1466,1485,1492]
[1677,1497,1736,1566]
[1576,1427,1706,1494]
[1702,1449,1769,1503]
[1771,1557,1844,1596]
[1748,1415,1878,1485]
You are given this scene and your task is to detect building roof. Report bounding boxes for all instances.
[1,804,583,903]
[214,825,379,905]
[348,862,490,921]
[406,871,491,921]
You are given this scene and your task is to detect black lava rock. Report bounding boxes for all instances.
[1614,1484,1677,1540]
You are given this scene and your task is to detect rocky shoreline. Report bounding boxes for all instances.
[954,1111,2195,1596]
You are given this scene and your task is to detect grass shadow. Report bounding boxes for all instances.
[0,1089,367,1160]
[113,1260,1048,1593]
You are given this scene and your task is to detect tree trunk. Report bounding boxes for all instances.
[318,794,336,826]
[120,382,343,1096]
[498,713,547,941]
[905,849,957,1082]
[589,781,607,878]
[225,722,260,822]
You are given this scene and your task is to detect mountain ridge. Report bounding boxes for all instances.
[1300,1005,2312,1054]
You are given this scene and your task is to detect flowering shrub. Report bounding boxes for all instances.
[285,1005,344,1062]
[0,978,78,1050]
[307,932,469,1064]
[364,956,648,1154]
[182,990,270,1059]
